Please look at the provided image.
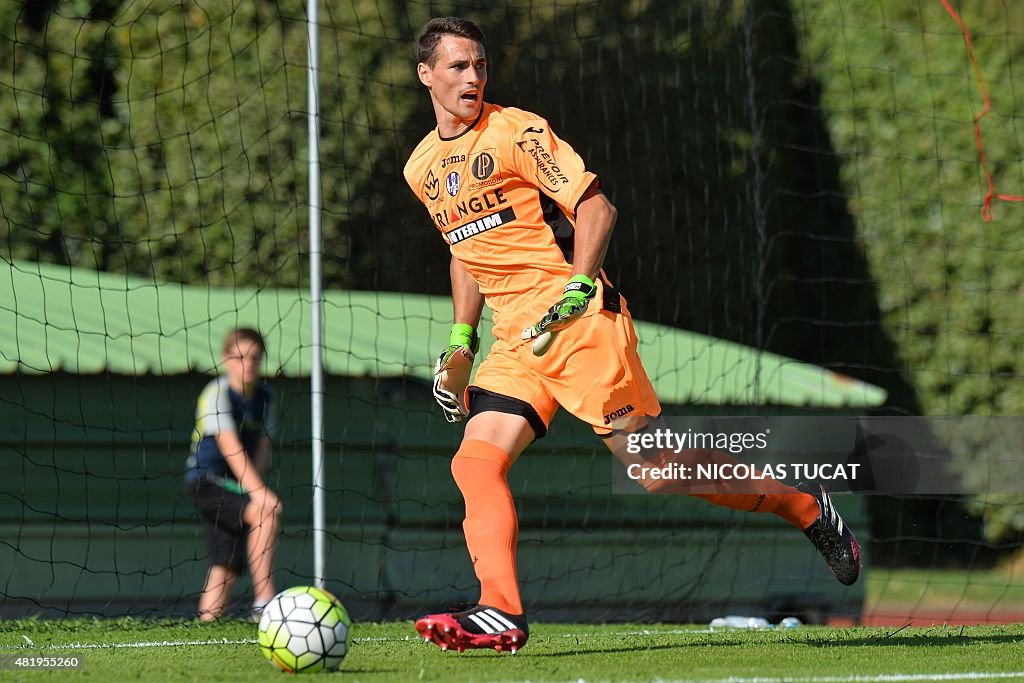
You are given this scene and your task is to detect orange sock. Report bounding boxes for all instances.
[640,449,820,529]
[450,439,522,615]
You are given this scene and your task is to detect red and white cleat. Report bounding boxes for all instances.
[799,481,861,586]
[415,605,529,654]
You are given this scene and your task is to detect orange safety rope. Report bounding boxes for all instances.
[939,0,1024,221]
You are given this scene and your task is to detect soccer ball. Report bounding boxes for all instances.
[257,586,352,673]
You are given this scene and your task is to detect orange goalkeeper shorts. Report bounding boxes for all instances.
[468,309,661,437]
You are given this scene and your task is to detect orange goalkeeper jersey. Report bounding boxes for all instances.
[404,103,623,345]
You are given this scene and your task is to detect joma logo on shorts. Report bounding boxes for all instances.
[603,404,635,424]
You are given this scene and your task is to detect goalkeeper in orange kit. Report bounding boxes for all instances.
[403,16,860,654]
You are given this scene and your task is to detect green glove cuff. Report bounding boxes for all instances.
[449,323,480,353]
[563,274,597,301]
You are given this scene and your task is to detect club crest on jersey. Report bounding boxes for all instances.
[446,171,461,196]
[424,170,440,201]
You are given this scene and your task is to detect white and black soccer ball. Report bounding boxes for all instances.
[257,586,352,673]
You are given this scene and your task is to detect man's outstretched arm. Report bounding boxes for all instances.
[432,256,485,422]
[451,255,484,328]
[522,185,617,354]
[571,184,618,281]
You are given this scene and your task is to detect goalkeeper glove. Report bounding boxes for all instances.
[432,323,479,423]
[521,274,597,356]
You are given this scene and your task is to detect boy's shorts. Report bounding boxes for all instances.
[188,477,249,572]
[468,309,661,438]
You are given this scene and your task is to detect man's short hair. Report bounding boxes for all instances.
[222,327,265,356]
[417,16,485,67]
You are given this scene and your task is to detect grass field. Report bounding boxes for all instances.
[863,566,1024,625]
[868,567,1024,605]
[2,618,1023,682]
[2,569,1022,681]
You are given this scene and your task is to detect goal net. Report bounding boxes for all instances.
[1,0,1022,624]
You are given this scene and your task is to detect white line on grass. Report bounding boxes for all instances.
[488,675,1024,683]
[683,674,1024,683]
[0,626,718,651]
[356,627,717,642]
[0,638,258,650]
[2,637,1022,682]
